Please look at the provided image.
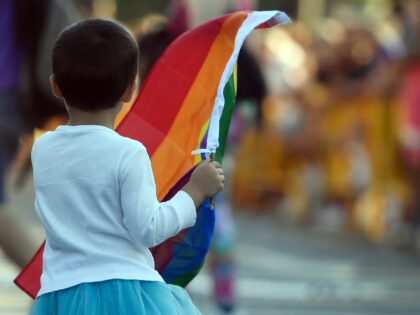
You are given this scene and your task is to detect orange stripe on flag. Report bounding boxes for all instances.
[151,12,247,199]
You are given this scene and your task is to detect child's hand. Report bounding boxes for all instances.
[182,159,224,208]
[193,159,224,197]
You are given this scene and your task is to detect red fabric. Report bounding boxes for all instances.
[14,242,45,298]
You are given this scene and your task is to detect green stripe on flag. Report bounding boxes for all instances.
[215,73,236,163]
[169,72,236,287]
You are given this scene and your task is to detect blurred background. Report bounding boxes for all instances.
[2,0,420,314]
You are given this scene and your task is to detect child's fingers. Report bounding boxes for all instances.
[209,161,222,169]
[211,164,224,178]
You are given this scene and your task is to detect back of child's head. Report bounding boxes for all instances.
[52,19,138,111]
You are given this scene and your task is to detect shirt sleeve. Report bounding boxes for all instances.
[119,146,197,248]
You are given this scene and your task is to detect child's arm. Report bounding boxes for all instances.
[119,146,223,248]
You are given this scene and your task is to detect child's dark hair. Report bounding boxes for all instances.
[52,19,139,111]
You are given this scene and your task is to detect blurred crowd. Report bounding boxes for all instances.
[231,0,420,249]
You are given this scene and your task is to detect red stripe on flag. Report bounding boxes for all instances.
[14,242,45,299]
[117,15,229,156]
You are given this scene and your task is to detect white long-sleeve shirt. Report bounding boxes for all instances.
[32,125,196,296]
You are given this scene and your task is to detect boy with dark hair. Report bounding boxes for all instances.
[30,19,223,314]
[52,19,139,111]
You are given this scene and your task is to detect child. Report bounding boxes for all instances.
[30,19,224,315]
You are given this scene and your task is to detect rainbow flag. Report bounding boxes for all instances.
[14,11,290,298]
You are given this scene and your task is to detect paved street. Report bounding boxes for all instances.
[1,176,420,315]
[190,213,420,314]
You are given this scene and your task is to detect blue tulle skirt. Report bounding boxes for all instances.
[30,279,201,315]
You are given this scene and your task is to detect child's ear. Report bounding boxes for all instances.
[121,77,139,103]
[50,75,63,99]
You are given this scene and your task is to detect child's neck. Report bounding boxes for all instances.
[66,105,121,129]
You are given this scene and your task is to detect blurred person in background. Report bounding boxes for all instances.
[310,20,408,238]
[232,24,322,221]
[315,24,378,232]
[0,0,36,269]
[15,0,79,132]
[0,0,79,268]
